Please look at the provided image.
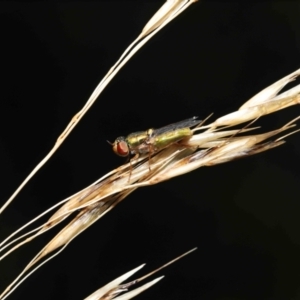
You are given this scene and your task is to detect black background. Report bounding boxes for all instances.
[1,1,300,300]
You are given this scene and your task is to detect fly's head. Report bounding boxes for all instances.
[112,136,130,157]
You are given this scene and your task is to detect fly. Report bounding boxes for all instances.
[111,116,202,163]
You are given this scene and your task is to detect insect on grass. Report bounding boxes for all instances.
[109,117,202,176]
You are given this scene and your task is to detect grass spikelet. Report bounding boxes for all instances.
[84,248,196,300]
[1,2,300,300]
[1,67,299,299]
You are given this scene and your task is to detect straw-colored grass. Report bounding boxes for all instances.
[1,1,300,299]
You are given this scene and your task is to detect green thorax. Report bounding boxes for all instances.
[126,131,149,149]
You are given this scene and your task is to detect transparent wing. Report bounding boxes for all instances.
[152,116,201,137]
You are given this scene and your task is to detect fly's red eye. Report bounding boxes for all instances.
[116,141,129,156]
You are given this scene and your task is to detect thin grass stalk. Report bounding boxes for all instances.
[1,66,299,299]
[1,2,300,300]
[0,0,197,214]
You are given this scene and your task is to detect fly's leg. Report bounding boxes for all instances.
[147,144,155,172]
[144,130,153,171]
[148,149,152,172]
[128,153,139,182]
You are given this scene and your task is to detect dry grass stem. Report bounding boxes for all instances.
[1,66,299,299]
[84,248,196,300]
[0,0,197,214]
[1,1,300,299]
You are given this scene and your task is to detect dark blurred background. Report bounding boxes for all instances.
[0,1,300,300]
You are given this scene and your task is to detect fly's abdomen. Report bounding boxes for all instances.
[153,127,192,151]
